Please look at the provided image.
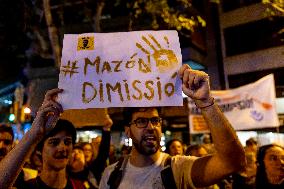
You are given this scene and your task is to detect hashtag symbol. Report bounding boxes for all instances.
[61,60,79,78]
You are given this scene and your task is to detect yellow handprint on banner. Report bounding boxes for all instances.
[136,34,178,73]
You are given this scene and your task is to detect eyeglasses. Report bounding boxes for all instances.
[129,117,162,128]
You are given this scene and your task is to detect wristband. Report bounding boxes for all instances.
[196,97,215,109]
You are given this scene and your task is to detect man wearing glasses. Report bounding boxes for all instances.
[99,64,246,189]
[0,124,13,162]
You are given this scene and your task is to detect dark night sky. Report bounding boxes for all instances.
[0,0,27,88]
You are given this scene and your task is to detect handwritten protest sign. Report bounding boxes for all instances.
[58,31,182,109]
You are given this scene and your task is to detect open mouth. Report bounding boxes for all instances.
[143,135,157,142]
[142,135,158,147]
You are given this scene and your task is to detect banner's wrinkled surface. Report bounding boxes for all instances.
[188,74,279,133]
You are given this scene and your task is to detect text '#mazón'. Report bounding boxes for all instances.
[84,55,153,75]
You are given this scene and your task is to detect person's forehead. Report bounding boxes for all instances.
[171,141,182,147]
[83,144,92,149]
[73,148,83,153]
[0,132,13,140]
[92,137,102,143]
[47,130,72,140]
[266,146,284,156]
[132,108,159,119]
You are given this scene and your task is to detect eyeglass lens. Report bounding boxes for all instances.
[135,117,161,127]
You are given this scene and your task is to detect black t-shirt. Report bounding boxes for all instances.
[263,183,284,189]
[16,176,75,189]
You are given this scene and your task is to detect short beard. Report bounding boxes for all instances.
[130,131,160,156]
[132,141,159,156]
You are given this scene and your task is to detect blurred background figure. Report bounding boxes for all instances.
[69,144,86,173]
[68,115,113,189]
[232,151,257,189]
[185,144,219,189]
[201,134,216,154]
[69,143,98,189]
[0,124,13,162]
[165,139,184,156]
[22,148,42,180]
[82,142,94,166]
[231,137,258,189]
[108,144,117,165]
[245,152,257,181]
[245,138,258,154]
[185,144,208,157]
[255,144,284,189]
[119,145,131,159]
[28,150,42,173]
[91,136,102,159]
[1,124,42,182]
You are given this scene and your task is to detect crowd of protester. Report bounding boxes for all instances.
[0,65,283,189]
[1,121,283,189]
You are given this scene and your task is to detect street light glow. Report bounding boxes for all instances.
[24,107,31,114]
[9,114,15,122]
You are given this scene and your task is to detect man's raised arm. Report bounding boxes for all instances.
[178,64,246,187]
[0,88,63,188]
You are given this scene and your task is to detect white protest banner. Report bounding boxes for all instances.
[58,31,182,109]
[188,74,279,133]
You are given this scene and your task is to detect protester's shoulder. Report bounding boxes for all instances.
[170,155,199,188]
[171,155,198,166]
[171,154,198,160]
